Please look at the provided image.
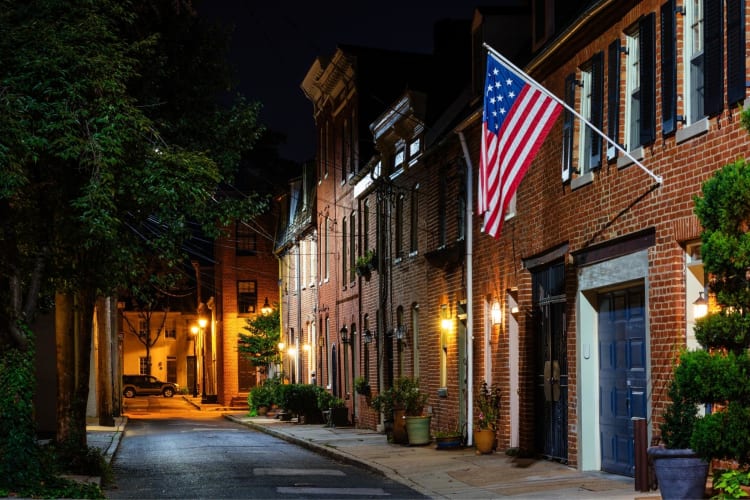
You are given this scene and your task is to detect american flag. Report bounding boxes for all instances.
[478,52,562,238]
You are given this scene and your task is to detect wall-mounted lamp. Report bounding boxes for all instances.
[261,297,272,315]
[302,343,311,352]
[278,341,286,351]
[363,329,373,344]
[441,304,452,331]
[693,291,708,319]
[491,301,502,326]
[198,317,208,329]
[340,325,349,344]
[510,305,520,315]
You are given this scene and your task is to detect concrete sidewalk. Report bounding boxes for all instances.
[225,414,660,499]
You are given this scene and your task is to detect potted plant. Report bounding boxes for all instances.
[474,381,500,454]
[355,249,376,280]
[399,377,431,446]
[434,429,464,450]
[354,376,371,397]
[650,155,750,499]
[370,382,407,444]
[317,389,349,427]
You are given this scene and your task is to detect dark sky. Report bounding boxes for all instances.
[199,3,478,163]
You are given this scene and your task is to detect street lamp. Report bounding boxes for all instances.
[261,297,272,315]
[189,325,199,397]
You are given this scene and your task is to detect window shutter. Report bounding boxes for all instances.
[562,73,575,182]
[726,0,746,105]
[590,51,604,168]
[607,40,621,161]
[703,0,724,116]
[661,0,677,135]
[639,13,656,146]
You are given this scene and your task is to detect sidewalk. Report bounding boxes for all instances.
[225,414,661,499]
[86,416,127,465]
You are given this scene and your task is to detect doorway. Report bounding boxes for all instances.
[599,286,647,476]
[532,261,568,461]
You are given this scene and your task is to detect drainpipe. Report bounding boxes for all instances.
[296,239,303,383]
[458,131,474,446]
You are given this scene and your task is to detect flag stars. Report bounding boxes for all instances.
[506,78,513,86]
[508,91,516,99]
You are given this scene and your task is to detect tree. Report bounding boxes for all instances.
[238,306,281,373]
[0,0,267,488]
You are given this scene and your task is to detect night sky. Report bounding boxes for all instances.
[199,3,479,163]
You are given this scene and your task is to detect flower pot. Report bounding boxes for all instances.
[392,409,408,444]
[474,428,496,454]
[404,415,431,445]
[435,435,463,450]
[647,447,709,500]
[257,405,268,416]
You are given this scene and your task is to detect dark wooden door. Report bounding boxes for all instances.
[599,287,647,476]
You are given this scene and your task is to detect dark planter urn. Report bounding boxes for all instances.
[647,447,708,500]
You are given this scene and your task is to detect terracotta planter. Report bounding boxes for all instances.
[474,428,496,454]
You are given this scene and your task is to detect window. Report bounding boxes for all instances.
[236,222,257,256]
[394,148,405,170]
[349,212,356,281]
[409,185,418,254]
[342,216,347,282]
[237,280,257,314]
[624,14,655,151]
[362,200,370,254]
[323,218,330,281]
[458,176,468,239]
[577,52,603,174]
[438,170,447,246]
[342,119,349,181]
[164,319,177,339]
[685,0,705,124]
[300,240,306,289]
[625,28,641,150]
[395,193,404,258]
[408,137,422,166]
[309,233,317,287]
[139,356,150,375]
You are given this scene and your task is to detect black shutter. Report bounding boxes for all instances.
[661,0,677,135]
[703,0,724,116]
[562,73,575,182]
[607,40,620,161]
[726,0,746,105]
[639,13,656,146]
[590,51,604,168]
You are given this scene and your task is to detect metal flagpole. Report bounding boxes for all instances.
[484,43,663,185]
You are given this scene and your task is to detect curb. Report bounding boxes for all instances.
[224,415,435,497]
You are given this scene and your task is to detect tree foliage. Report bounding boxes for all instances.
[0,0,269,491]
[238,306,281,370]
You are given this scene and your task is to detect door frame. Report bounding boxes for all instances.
[577,249,651,472]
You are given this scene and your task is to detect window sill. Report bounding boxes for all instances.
[616,146,644,169]
[570,171,594,190]
[676,117,709,144]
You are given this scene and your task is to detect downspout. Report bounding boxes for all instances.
[296,239,302,383]
[458,131,474,446]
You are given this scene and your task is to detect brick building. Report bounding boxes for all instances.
[292,0,750,479]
